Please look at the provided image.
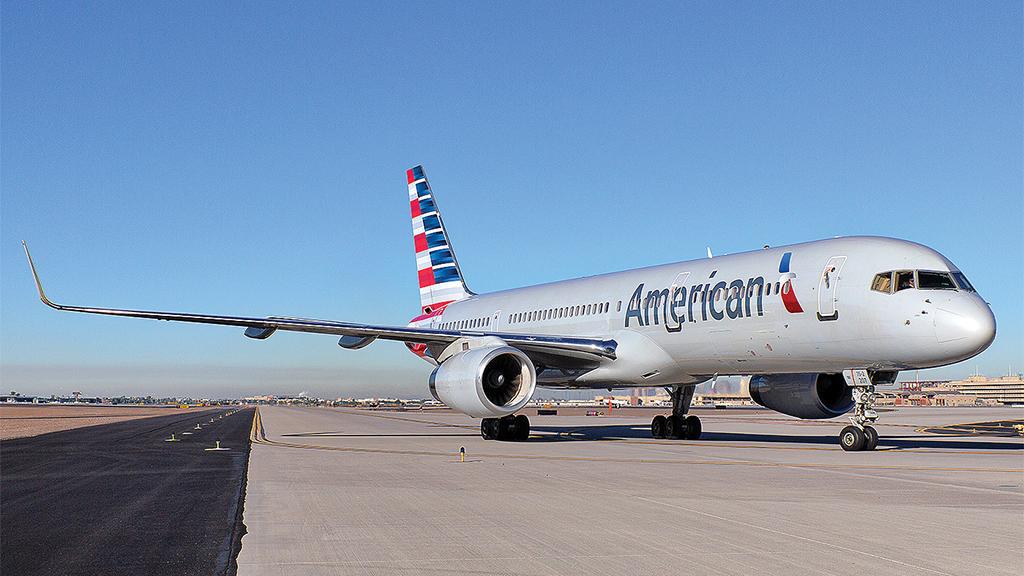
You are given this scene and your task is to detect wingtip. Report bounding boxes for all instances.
[21,241,58,309]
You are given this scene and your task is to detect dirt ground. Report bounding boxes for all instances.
[0,405,213,440]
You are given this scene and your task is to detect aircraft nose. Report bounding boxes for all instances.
[934,296,996,360]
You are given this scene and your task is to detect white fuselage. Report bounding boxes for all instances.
[413,236,995,389]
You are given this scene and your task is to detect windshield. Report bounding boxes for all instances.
[871,270,974,294]
[951,271,976,292]
[917,271,957,290]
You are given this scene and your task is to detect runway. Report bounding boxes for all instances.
[237,406,1023,576]
[1,407,253,576]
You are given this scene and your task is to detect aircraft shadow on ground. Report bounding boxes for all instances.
[527,424,1024,451]
[281,431,479,438]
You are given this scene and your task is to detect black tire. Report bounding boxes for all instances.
[651,415,667,439]
[863,426,878,451]
[498,416,515,441]
[514,414,530,441]
[481,418,496,440]
[840,425,865,451]
[665,415,678,439]
[684,415,702,440]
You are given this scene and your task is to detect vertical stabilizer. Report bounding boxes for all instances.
[407,165,472,315]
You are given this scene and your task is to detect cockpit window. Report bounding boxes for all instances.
[871,272,893,293]
[951,271,976,292]
[895,270,915,292]
[917,271,957,290]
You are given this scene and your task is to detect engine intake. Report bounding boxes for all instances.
[429,345,537,418]
[748,373,853,419]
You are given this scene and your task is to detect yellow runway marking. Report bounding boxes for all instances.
[249,408,1021,474]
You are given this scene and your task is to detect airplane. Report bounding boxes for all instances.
[22,165,996,451]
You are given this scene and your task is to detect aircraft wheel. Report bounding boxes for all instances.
[651,415,667,439]
[665,415,679,439]
[514,414,531,441]
[481,418,497,440]
[684,415,702,440]
[840,425,865,451]
[863,426,878,451]
[498,416,516,440]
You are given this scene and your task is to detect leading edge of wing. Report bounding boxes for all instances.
[21,242,616,360]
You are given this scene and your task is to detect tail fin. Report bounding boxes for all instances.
[407,165,472,315]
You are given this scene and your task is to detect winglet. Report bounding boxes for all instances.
[21,241,61,310]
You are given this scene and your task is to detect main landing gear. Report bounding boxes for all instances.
[651,386,702,440]
[840,379,879,451]
[481,414,530,441]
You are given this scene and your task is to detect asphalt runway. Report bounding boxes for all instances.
[1,407,254,576]
[238,406,1023,576]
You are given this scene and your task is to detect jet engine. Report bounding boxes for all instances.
[748,373,853,419]
[429,345,537,418]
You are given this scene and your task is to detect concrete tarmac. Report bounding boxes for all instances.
[237,406,1023,576]
[1,407,254,576]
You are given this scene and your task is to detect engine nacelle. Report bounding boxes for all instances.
[429,345,537,418]
[748,373,854,419]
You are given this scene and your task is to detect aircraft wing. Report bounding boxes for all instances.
[22,243,616,364]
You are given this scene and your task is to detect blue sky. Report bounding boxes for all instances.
[2,2,1021,398]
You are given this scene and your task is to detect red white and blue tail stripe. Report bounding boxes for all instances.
[408,165,471,316]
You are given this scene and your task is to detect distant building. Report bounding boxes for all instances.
[1,394,42,404]
[939,375,1024,405]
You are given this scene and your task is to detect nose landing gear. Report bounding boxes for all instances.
[840,370,879,451]
[651,386,702,440]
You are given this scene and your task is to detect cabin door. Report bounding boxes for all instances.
[817,256,847,321]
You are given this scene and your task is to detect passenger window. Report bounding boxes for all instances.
[918,271,956,290]
[871,272,893,293]
[895,271,915,292]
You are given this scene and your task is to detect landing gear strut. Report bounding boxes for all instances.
[840,374,879,451]
[481,414,530,441]
[651,386,701,440]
